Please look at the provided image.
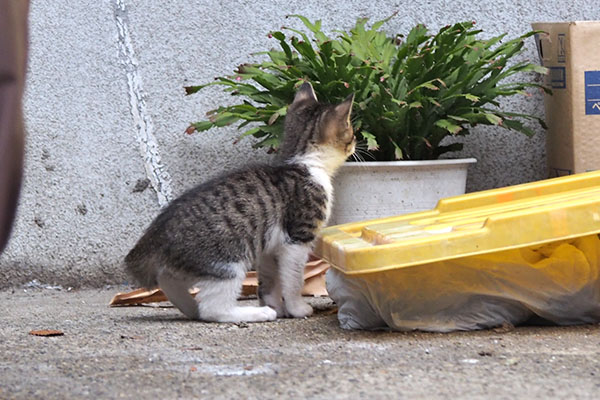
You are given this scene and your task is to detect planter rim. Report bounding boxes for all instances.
[341,158,477,168]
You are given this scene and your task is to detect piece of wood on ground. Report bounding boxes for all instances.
[109,258,331,306]
[29,329,64,337]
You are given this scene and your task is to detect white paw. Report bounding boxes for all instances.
[268,303,286,318]
[235,306,277,323]
[202,306,277,323]
[260,296,286,318]
[285,301,313,318]
[255,306,278,322]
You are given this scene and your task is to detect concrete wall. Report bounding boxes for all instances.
[0,0,595,288]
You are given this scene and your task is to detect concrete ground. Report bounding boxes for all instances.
[0,287,599,399]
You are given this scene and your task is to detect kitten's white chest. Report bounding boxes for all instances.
[290,152,342,226]
[306,166,334,224]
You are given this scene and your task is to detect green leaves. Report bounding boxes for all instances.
[391,139,403,160]
[191,121,213,131]
[435,119,463,134]
[186,15,548,160]
[361,131,379,151]
[484,113,503,125]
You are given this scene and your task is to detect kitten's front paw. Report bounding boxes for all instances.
[285,301,313,318]
[260,295,286,318]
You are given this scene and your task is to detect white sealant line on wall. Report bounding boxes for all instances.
[114,0,173,207]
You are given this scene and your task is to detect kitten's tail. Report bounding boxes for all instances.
[124,239,161,289]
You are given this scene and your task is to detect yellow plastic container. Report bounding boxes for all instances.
[317,170,600,275]
[318,171,600,331]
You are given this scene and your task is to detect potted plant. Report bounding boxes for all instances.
[185,15,548,224]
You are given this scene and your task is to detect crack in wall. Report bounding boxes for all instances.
[113,0,173,207]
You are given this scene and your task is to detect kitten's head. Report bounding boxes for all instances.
[278,82,355,172]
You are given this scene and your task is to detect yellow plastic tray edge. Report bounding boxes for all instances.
[322,230,600,276]
[436,170,600,212]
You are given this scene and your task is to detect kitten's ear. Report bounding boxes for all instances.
[334,93,355,124]
[293,82,318,104]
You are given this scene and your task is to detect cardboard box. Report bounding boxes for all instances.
[532,21,600,177]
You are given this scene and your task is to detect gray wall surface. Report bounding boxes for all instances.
[0,0,596,288]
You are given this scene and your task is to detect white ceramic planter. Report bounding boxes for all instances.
[329,158,477,225]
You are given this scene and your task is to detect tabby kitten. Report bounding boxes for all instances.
[125,82,355,322]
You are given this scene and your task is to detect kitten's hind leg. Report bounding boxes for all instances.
[197,263,277,323]
[157,271,199,320]
[257,254,285,317]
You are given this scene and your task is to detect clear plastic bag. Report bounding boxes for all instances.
[327,235,600,332]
